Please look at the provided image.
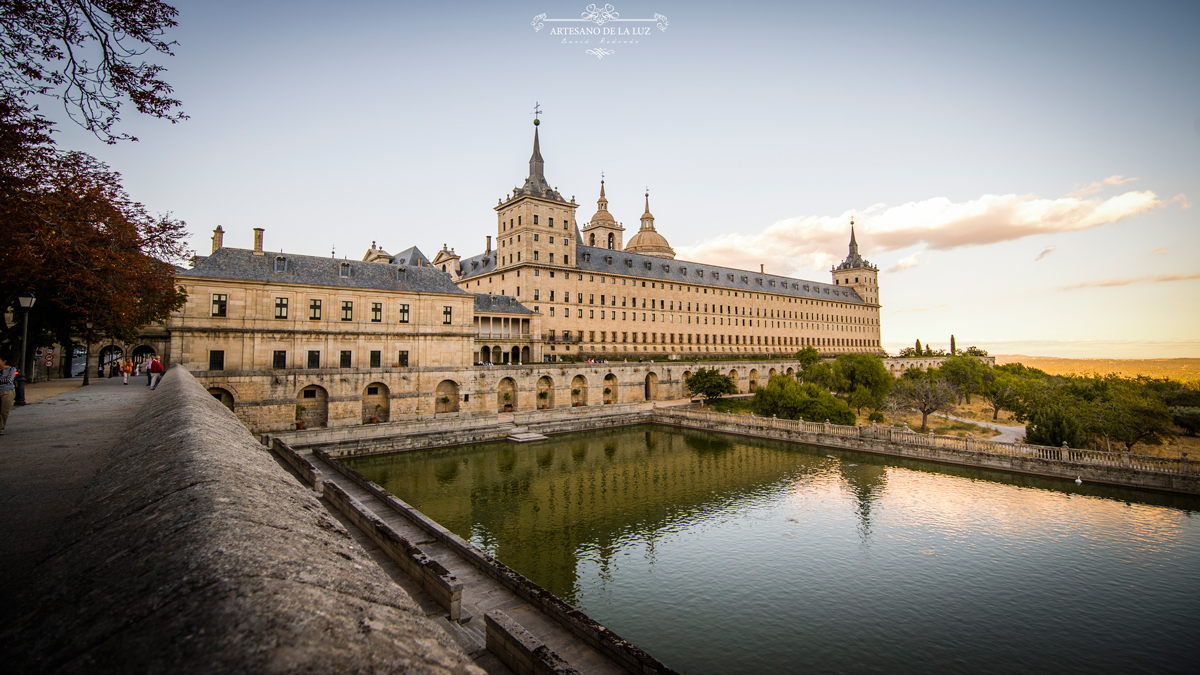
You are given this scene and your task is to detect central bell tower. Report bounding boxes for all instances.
[494,117,579,270]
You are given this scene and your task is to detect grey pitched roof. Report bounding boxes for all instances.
[573,246,863,303]
[473,294,534,315]
[456,249,499,279]
[181,247,471,296]
[392,246,431,267]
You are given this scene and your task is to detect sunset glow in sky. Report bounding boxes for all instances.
[42,1,1200,357]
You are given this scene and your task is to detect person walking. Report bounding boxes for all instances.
[0,354,17,436]
[148,356,164,390]
[121,359,133,384]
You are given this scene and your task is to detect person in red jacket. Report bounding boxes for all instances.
[148,356,164,390]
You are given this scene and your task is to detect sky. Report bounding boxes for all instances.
[39,0,1200,358]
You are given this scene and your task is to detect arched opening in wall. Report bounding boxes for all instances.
[607,233,614,249]
[98,345,123,377]
[537,376,554,409]
[363,382,390,423]
[786,367,795,377]
[207,387,234,411]
[644,372,659,401]
[571,375,588,407]
[769,368,777,378]
[603,373,617,404]
[498,377,517,412]
[521,346,531,363]
[749,369,759,391]
[511,346,521,364]
[590,233,596,246]
[132,345,156,366]
[493,345,503,364]
[729,369,740,392]
[297,385,328,428]
[480,346,491,364]
[435,380,460,414]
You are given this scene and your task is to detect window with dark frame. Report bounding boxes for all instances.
[369,350,381,368]
[339,262,350,278]
[307,350,320,368]
[302,388,316,399]
[341,301,353,321]
[208,350,224,370]
[309,299,321,320]
[371,302,382,322]
[272,350,286,369]
[340,351,351,368]
[211,294,227,317]
[274,297,288,319]
[398,304,410,323]
[443,306,452,324]
[397,350,409,367]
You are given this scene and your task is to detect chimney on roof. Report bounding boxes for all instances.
[253,228,265,256]
[760,264,764,273]
[486,235,492,255]
[211,225,224,254]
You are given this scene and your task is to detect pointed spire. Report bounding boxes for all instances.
[849,220,859,256]
[529,119,544,180]
[640,191,656,230]
[598,179,608,210]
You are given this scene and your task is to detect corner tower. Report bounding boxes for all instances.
[581,180,625,250]
[493,117,579,271]
[831,220,879,305]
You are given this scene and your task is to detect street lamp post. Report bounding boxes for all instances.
[14,291,36,406]
[82,321,93,387]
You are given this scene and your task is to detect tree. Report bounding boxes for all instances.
[752,375,855,425]
[686,368,737,401]
[0,100,187,365]
[1098,379,1176,451]
[1,0,186,142]
[940,355,987,404]
[982,371,1020,420]
[892,374,957,432]
[1026,404,1087,448]
[914,338,922,354]
[950,334,956,354]
[831,353,892,413]
[1172,407,1200,436]
[795,345,819,370]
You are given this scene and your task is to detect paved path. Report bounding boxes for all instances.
[0,376,152,617]
[936,412,1026,443]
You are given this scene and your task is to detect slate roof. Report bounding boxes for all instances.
[452,243,863,304]
[392,246,432,267]
[180,247,471,296]
[473,294,534,315]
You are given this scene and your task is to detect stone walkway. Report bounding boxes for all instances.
[0,376,152,617]
[936,412,1026,443]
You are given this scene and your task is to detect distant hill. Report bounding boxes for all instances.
[994,355,1200,382]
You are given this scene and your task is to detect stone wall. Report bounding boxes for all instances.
[1,365,482,674]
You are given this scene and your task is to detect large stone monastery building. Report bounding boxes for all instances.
[431,118,883,362]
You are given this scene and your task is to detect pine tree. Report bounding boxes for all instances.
[915,339,922,353]
[951,335,957,354]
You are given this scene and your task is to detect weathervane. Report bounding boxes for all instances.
[532,101,543,124]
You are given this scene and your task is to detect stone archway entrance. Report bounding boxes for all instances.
[480,346,491,364]
[436,380,460,413]
[729,369,740,393]
[207,387,234,411]
[498,377,517,412]
[571,375,587,407]
[99,345,123,377]
[363,382,390,423]
[132,345,156,366]
[537,376,554,409]
[749,369,760,391]
[297,385,328,428]
[644,372,659,401]
[603,373,617,404]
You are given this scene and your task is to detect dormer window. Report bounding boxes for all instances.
[339,262,350,278]
[274,256,286,272]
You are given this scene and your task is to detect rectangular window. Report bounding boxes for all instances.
[339,262,350,278]
[589,294,594,304]
[397,350,409,367]
[341,301,353,321]
[274,297,288,319]
[589,331,595,342]
[309,299,322,320]
[549,253,554,263]
[370,350,381,368]
[549,290,555,301]
[534,251,539,261]
[549,217,554,227]
[307,350,320,368]
[272,350,286,369]
[443,306,452,324]
[208,350,224,371]
[340,351,352,368]
[534,234,539,241]
[398,304,410,323]
[303,388,316,399]
[534,289,540,301]
[533,215,538,224]
[211,294,227,317]
[371,302,382,322]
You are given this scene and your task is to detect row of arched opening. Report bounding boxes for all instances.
[94,344,157,377]
[479,346,532,365]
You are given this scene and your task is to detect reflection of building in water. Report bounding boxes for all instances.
[353,427,827,601]
[837,462,889,542]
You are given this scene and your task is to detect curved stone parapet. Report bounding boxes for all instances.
[3,365,482,674]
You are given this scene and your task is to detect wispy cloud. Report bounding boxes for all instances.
[887,251,921,273]
[1067,175,1138,197]
[1170,193,1193,209]
[1035,245,1057,261]
[890,304,949,313]
[1061,273,1200,290]
[1151,247,1168,255]
[676,185,1162,277]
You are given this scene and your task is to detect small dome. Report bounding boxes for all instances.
[625,230,675,259]
[590,208,616,224]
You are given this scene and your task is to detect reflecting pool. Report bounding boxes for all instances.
[346,425,1200,674]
